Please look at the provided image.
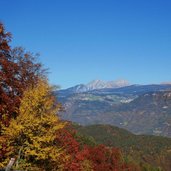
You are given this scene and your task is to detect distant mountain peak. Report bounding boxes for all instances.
[59,79,130,94]
[87,80,106,89]
[86,79,130,90]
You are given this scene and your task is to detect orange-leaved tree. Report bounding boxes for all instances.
[57,125,141,171]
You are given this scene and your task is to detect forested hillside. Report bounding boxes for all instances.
[74,124,171,171]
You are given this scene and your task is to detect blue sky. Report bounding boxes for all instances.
[0,0,171,88]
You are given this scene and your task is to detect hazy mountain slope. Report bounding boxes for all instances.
[90,84,171,95]
[57,84,171,137]
[115,91,171,137]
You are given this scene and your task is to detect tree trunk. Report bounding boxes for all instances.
[5,158,15,171]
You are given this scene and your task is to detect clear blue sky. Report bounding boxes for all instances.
[0,0,171,88]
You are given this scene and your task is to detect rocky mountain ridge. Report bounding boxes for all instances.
[59,79,130,95]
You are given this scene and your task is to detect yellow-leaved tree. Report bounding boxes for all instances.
[1,80,66,170]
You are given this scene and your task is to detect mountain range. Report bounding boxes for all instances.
[59,79,129,95]
[56,80,171,137]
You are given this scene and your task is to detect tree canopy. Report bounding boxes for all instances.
[1,80,66,170]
